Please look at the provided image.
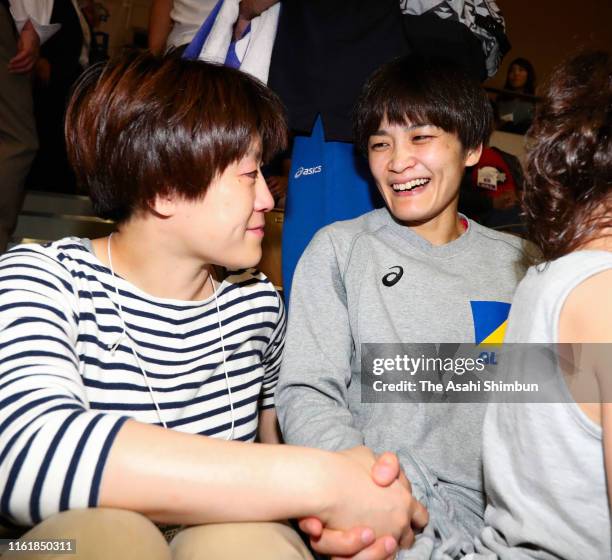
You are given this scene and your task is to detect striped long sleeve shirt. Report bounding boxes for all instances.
[0,238,285,528]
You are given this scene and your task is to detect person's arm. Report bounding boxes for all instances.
[258,409,282,443]
[99,420,418,536]
[239,0,280,20]
[8,0,58,42]
[602,396,612,508]
[0,250,128,527]
[276,229,366,450]
[148,0,173,55]
[8,18,39,73]
[260,289,426,558]
[234,0,279,40]
[558,267,612,506]
[257,288,285,444]
[7,0,57,73]
[275,230,432,557]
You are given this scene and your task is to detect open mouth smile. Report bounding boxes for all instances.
[391,178,431,192]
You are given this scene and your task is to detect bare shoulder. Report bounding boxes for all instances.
[560,269,612,400]
[559,268,612,344]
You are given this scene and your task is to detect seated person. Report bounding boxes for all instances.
[461,146,526,235]
[494,57,537,135]
[473,50,611,559]
[0,51,427,560]
[276,56,530,558]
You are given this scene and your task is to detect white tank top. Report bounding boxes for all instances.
[476,251,612,559]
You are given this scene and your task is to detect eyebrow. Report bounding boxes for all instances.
[372,123,433,136]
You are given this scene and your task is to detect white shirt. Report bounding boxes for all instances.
[167,0,218,48]
[9,0,59,43]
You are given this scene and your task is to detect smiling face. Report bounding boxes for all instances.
[368,118,482,234]
[158,139,274,269]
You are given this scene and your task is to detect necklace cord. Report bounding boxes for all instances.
[106,233,235,439]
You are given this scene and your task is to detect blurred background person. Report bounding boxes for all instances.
[0,0,58,253]
[26,0,91,194]
[149,0,217,54]
[495,57,537,134]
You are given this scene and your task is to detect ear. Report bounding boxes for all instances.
[150,193,177,219]
[464,144,484,167]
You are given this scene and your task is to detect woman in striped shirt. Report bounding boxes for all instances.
[0,51,426,559]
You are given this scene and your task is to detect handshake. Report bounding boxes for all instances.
[300,446,428,560]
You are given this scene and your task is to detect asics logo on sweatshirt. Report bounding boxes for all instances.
[382,266,404,287]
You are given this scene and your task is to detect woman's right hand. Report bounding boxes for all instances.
[320,446,428,546]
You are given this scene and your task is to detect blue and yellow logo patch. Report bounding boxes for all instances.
[470,301,511,345]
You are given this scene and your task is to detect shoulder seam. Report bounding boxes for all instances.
[471,226,525,252]
[4,244,78,296]
[341,222,388,281]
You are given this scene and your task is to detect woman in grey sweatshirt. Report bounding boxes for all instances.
[277,55,531,559]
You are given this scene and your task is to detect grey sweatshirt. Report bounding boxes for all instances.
[276,208,529,559]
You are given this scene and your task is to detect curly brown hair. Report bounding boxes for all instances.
[523,51,612,261]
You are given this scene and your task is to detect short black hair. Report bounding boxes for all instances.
[65,50,287,222]
[354,55,492,154]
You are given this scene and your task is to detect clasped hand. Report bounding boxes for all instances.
[302,446,428,560]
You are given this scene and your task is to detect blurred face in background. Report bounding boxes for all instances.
[508,64,528,90]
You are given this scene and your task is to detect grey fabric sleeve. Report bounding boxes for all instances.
[275,230,365,450]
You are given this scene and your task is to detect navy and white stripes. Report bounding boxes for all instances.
[0,238,285,527]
